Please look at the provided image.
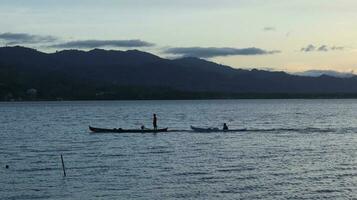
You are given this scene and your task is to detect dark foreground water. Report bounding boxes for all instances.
[1,100,357,199]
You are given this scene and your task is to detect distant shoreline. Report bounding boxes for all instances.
[3,93,357,102]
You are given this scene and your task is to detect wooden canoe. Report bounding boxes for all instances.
[89,126,168,133]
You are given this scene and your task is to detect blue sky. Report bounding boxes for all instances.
[1,0,357,72]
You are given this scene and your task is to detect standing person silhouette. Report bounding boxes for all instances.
[223,123,228,131]
[153,114,157,130]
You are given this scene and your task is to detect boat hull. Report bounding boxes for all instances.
[190,126,246,132]
[89,126,168,133]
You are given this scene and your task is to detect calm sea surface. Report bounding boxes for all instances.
[1,100,357,199]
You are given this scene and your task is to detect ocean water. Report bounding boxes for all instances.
[1,99,357,199]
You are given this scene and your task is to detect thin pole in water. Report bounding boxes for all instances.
[60,154,66,177]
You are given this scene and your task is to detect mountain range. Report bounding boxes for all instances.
[293,70,355,78]
[1,46,357,100]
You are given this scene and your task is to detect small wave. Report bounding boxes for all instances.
[16,167,57,172]
[314,189,339,193]
[103,153,127,158]
[245,127,336,133]
[147,145,169,150]
[68,165,110,170]
[8,194,52,200]
[216,166,255,173]
[199,176,223,182]
[174,171,209,176]
[219,185,260,193]
[335,172,357,178]
[138,150,174,155]
[220,189,238,194]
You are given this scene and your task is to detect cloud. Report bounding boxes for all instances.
[0,32,58,44]
[0,33,154,49]
[301,44,345,52]
[164,47,281,58]
[50,40,154,48]
[263,26,276,31]
[331,46,344,50]
[317,45,328,52]
[301,44,316,52]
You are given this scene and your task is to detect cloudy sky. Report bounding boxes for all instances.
[1,0,357,72]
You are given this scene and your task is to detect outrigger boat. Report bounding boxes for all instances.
[190,126,247,132]
[89,126,168,133]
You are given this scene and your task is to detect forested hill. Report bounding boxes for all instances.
[1,46,357,100]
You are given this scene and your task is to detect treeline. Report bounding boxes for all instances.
[2,63,357,101]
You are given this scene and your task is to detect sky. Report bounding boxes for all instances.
[1,0,357,73]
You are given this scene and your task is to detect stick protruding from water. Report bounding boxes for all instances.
[60,154,66,177]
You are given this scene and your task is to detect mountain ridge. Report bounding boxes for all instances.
[1,46,357,100]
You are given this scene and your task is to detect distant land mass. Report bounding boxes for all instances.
[293,70,355,78]
[1,46,357,101]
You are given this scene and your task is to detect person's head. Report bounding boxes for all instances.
[224,123,226,126]
[153,114,156,117]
